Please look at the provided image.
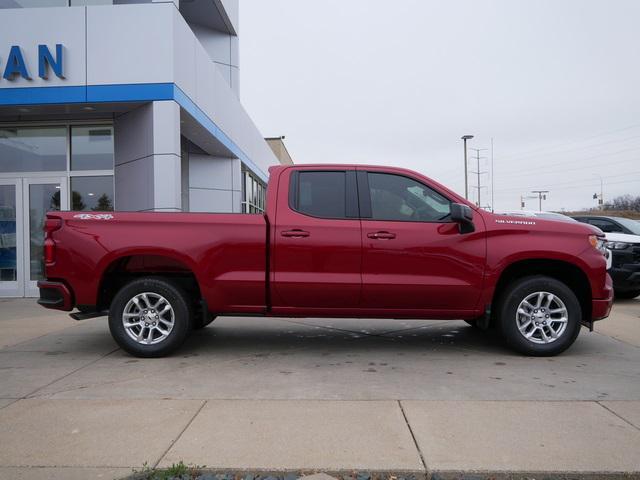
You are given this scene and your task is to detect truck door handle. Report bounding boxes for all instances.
[367,231,396,240]
[281,229,310,238]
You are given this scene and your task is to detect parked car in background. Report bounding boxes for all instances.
[572,215,640,299]
[496,210,578,223]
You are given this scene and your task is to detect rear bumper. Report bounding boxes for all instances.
[591,273,613,321]
[37,280,74,311]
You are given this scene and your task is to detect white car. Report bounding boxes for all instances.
[496,210,613,270]
[495,210,578,223]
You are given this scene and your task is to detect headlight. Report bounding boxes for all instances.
[605,241,630,250]
[588,235,607,254]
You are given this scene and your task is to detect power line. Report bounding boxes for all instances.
[494,134,640,163]
[495,148,640,180]
[494,174,640,194]
[491,122,640,162]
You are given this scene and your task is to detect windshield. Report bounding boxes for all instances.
[613,217,640,235]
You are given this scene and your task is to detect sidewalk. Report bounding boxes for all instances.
[1,298,639,479]
[0,398,639,479]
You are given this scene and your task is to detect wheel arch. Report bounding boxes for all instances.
[491,258,592,322]
[96,253,202,311]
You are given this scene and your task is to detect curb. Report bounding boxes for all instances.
[120,468,640,480]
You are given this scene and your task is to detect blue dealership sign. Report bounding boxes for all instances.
[2,44,65,81]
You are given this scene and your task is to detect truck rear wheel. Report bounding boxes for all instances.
[497,275,581,356]
[108,277,192,358]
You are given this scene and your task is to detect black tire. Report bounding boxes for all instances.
[497,275,582,356]
[108,277,193,358]
[615,289,640,300]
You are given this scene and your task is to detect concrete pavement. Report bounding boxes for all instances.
[0,297,639,479]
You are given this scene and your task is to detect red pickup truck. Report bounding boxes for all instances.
[38,164,613,358]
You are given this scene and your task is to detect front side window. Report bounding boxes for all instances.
[294,171,347,219]
[367,172,451,222]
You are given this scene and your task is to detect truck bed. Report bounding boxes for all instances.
[45,211,268,313]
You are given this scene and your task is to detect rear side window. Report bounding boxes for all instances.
[588,219,623,233]
[291,171,348,218]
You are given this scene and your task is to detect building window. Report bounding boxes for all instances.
[71,125,114,171]
[70,176,114,211]
[242,168,266,214]
[0,127,67,173]
[0,0,68,7]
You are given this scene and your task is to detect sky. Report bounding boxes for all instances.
[239,0,640,212]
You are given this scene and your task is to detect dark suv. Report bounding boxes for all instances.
[573,215,640,299]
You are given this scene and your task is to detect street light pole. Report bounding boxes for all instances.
[461,135,474,200]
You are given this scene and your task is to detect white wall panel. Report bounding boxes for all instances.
[114,156,154,212]
[214,62,232,88]
[86,3,174,85]
[172,8,196,101]
[152,100,181,156]
[230,35,239,67]
[189,188,233,213]
[0,7,85,88]
[153,154,182,211]
[190,23,231,66]
[114,103,154,165]
[232,190,241,213]
[189,154,233,190]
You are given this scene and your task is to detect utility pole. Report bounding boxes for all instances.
[593,174,604,209]
[461,135,474,200]
[490,137,495,212]
[520,194,537,210]
[469,148,488,207]
[531,190,549,211]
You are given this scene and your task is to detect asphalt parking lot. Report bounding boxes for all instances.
[0,297,639,479]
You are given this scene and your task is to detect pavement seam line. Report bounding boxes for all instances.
[153,399,208,469]
[397,400,428,476]
[0,398,20,410]
[596,401,640,432]
[23,347,121,399]
[0,317,98,351]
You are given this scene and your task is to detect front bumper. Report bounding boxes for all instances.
[609,246,640,292]
[591,273,613,321]
[37,280,74,311]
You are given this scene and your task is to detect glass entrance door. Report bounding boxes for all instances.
[0,179,24,298]
[22,177,67,297]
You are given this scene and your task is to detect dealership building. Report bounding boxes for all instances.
[0,0,280,297]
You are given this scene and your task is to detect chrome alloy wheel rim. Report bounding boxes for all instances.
[515,291,568,344]
[122,292,175,345]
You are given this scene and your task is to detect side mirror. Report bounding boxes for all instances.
[450,203,475,233]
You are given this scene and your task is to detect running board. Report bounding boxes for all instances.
[69,310,108,321]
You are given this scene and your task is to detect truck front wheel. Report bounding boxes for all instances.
[108,277,192,358]
[498,276,582,356]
